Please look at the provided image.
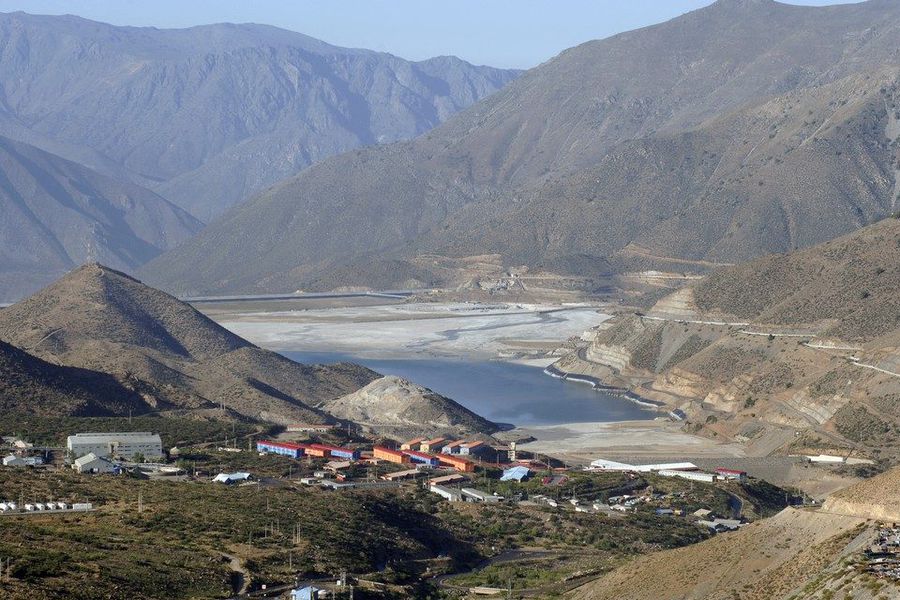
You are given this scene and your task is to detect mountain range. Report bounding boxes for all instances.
[0,135,202,302]
[141,0,900,296]
[0,11,519,222]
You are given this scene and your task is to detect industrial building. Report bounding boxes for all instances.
[373,446,409,464]
[213,472,252,484]
[500,466,530,481]
[400,437,427,450]
[437,453,475,472]
[715,468,748,482]
[658,469,718,483]
[461,488,500,503]
[306,444,359,460]
[429,473,469,486]
[441,441,464,454]
[429,484,462,502]
[66,432,162,460]
[381,469,424,481]
[257,440,306,459]
[73,453,119,474]
[589,459,699,472]
[3,455,43,467]
[458,441,488,456]
[420,437,448,452]
[403,450,440,467]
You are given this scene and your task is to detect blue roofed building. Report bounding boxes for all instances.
[291,586,322,600]
[500,466,530,482]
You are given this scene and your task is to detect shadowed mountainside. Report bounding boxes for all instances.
[0,264,378,423]
[0,135,202,302]
[142,0,900,295]
[0,338,151,416]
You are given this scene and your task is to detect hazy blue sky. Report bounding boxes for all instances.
[0,0,865,68]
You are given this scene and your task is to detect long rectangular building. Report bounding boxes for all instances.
[403,450,440,467]
[373,446,409,464]
[66,432,162,460]
[307,444,359,460]
[257,440,306,459]
[437,453,475,472]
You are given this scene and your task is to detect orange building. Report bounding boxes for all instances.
[373,446,409,465]
[400,437,427,451]
[420,437,448,453]
[437,453,475,473]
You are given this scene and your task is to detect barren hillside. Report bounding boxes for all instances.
[323,376,497,438]
[553,218,900,462]
[568,508,866,600]
[0,264,377,423]
[143,0,900,295]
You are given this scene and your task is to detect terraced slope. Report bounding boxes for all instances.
[554,218,900,462]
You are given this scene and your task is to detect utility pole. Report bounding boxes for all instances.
[138,490,143,514]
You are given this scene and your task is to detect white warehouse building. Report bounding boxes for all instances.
[66,432,162,460]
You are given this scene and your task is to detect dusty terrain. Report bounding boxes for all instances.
[323,375,497,438]
[568,508,870,600]
[215,301,610,362]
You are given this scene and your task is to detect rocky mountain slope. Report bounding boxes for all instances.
[554,218,900,461]
[143,0,900,295]
[822,466,900,521]
[568,508,867,600]
[0,11,519,222]
[0,338,150,416]
[0,264,378,423]
[0,135,202,302]
[323,375,497,438]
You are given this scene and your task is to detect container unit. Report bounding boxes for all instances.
[403,450,440,467]
[257,440,306,459]
[72,503,93,511]
[437,453,475,473]
[373,446,409,464]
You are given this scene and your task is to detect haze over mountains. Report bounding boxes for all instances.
[0,135,202,302]
[142,0,900,296]
[0,11,519,222]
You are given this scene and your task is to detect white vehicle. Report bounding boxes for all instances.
[57,503,69,510]
[7,502,17,511]
[35,503,47,511]
[24,504,35,511]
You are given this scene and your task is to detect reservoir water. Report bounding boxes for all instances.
[282,351,653,427]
